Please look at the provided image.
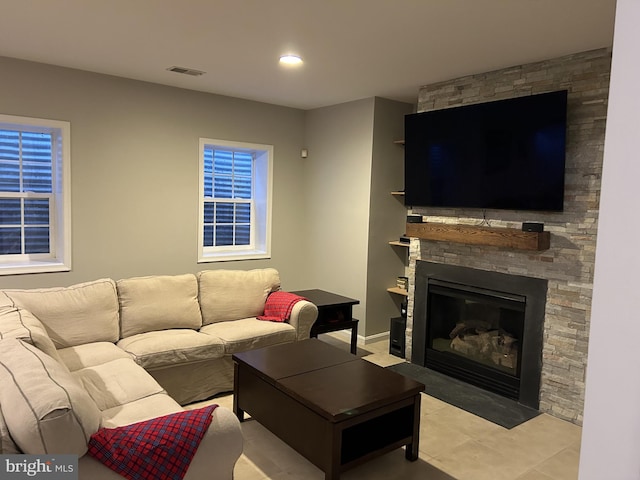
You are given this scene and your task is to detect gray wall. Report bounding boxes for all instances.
[0,57,309,290]
[302,97,412,338]
[366,98,413,336]
[301,98,375,324]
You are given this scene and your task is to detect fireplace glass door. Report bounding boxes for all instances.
[426,280,526,399]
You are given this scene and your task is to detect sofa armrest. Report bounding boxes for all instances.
[184,406,243,480]
[78,406,243,480]
[288,300,318,341]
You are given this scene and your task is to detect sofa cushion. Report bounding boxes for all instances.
[0,405,20,454]
[117,274,203,338]
[0,338,101,456]
[0,293,62,363]
[117,329,225,370]
[200,318,296,354]
[72,358,167,412]
[2,279,120,348]
[100,394,182,429]
[197,268,281,325]
[58,342,132,372]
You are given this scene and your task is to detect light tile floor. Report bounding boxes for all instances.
[199,334,582,480]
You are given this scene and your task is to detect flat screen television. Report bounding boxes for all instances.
[404,90,568,212]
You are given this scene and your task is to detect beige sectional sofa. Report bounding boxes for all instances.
[0,268,318,479]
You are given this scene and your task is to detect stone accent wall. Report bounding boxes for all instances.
[405,48,611,424]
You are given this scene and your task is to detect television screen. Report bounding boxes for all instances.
[404,90,567,212]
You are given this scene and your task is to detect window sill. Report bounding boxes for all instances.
[0,261,71,276]
[198,249,271,263]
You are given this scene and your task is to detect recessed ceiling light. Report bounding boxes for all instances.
[279,54,303,66]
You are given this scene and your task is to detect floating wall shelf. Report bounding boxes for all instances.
[387,287,408,296]
[388,241,409,247]
[405,222,550,251]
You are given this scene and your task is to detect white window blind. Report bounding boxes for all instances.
[0,130,53,255]
[203,148,254,249]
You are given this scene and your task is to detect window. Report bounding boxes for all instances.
[198,138,272,262]
[0,114,71,275]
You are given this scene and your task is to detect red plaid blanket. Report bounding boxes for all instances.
[88,405,217,480]
[257,291,307,322]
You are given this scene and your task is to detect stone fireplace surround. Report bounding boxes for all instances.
[403,48,611,425]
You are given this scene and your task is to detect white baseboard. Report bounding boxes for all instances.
[323,329,389,346]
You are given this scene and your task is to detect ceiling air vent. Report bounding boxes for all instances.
[167,66,206,76]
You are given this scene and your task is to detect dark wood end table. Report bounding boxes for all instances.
[233,339,424,479]
[292,289,360,354]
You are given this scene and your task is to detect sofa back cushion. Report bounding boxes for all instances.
[0,338,102,456]
[0,292,62,363]
[197,268,281,325]
[2,279,120,349]
[117,274,203,338]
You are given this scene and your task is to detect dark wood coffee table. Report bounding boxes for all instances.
[233,339,424,479]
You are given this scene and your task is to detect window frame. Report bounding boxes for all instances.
[198,138,272,263]
[0,114,71,276]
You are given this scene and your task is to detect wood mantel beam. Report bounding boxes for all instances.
[405,222,550,251]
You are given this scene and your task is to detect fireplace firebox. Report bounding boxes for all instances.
[412,261,547,409]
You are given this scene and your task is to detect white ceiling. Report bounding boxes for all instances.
[0,0,617,110]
